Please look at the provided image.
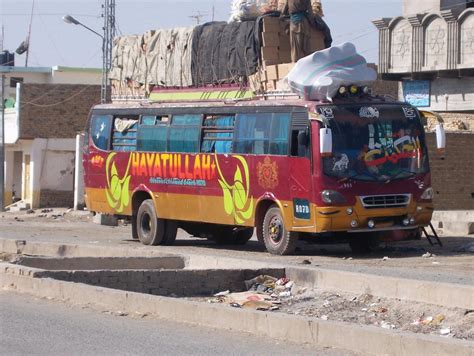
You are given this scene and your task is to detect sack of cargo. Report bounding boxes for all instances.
[286,42,377,101]
[229,0,279,22]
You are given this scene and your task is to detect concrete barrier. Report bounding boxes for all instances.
[1,238,473,310]
[1,264,472,356]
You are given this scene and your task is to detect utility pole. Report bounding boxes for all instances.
[102,0,116,103]
[1,74,5,212]
[25,0,35,67]
[189,12,205,25]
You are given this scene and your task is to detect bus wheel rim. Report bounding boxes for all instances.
[269,216,283,244]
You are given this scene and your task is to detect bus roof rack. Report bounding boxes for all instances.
[258,89,301,100]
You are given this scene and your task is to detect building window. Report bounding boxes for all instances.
[10,77,23,88]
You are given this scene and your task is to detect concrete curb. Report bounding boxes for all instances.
[1,265,472,356]
[1,238,473,310]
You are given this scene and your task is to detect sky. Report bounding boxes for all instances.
[1,0,402,68]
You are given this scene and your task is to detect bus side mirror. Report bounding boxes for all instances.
[435,124,446,154]
[320,128,333,156]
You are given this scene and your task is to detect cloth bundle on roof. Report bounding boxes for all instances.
[229,0,279,22]
[110,21,260,91]
[286,42,377,101]
[110,27,194,89]
[191,21,259,87]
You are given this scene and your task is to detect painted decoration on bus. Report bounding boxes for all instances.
[257,156,279,189]
[216,154,254,224]
[130,153,216,187]
[91,155,105,169]
[106,153,132,214]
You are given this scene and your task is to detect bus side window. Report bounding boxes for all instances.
[112,116,138,152]
[91,115,112,151]
[169,114,201,153]
[234,113,290,155]
[291,128,309,158]
[269,113,291,155]
[201,115,235,153]
[137,115,169,152]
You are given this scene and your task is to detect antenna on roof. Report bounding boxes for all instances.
[189,11,205,25]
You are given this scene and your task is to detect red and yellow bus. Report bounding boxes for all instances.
[83,88,443,255]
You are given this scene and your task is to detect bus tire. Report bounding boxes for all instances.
[263,206,298,255]
[136,199,165,246]
[162,220,178,246]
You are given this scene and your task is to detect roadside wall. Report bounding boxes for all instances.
[19,84,100,139]
[426,132,474,210]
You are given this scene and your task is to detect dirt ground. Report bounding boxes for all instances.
[191,287,474,341]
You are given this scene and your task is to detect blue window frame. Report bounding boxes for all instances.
[137,115,169,152]
[91,115,112,151]
[234,113,291,155]
[201,115,234,154]
[169,114,201,153]
[112,117,138,152]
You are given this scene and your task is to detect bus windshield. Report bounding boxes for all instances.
[318,104,429,182]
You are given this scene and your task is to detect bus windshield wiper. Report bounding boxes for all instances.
[385,170,417,184]
[337,172,376,183]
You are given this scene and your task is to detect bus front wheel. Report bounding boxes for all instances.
[136,199,165,246]
[263,206,298,255]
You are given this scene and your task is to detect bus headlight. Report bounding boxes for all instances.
[421,187,434,201]
[321,190,347,205]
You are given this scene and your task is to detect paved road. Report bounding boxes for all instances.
[0,211,473,285]
[0,292,353,356]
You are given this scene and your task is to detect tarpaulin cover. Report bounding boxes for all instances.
[110,27,194,88]
[191,21,260,87]
[286,42,377,101]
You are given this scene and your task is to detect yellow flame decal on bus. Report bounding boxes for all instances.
[215,155,254,224]
[105,153,132,214]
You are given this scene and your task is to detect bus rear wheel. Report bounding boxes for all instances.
[136,199,165,246]
[263,206,298,255]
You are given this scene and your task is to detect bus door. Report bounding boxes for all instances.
[289,112,313,228]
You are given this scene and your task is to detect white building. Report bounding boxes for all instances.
[1,66,101,208]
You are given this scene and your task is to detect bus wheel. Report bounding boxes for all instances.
[162,220,178,246]
[263,206,298,255]
[136,199,165,246]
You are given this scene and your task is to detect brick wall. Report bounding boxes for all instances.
[39,190,74,208]
[39,268,286,297]
[20,84,101,139]
[426,132,474,210]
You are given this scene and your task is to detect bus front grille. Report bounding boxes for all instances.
[360,194,411,209]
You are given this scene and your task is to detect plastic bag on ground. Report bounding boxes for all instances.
[286,42,377,101]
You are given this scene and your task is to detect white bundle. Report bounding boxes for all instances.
[229,0,279,22]
[286,42,377,101]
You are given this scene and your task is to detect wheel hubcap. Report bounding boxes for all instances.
[269,216,283,244]
[141,214,151,236]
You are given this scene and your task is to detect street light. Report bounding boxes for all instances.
[62,15,103,39]
[63,14,108,103]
